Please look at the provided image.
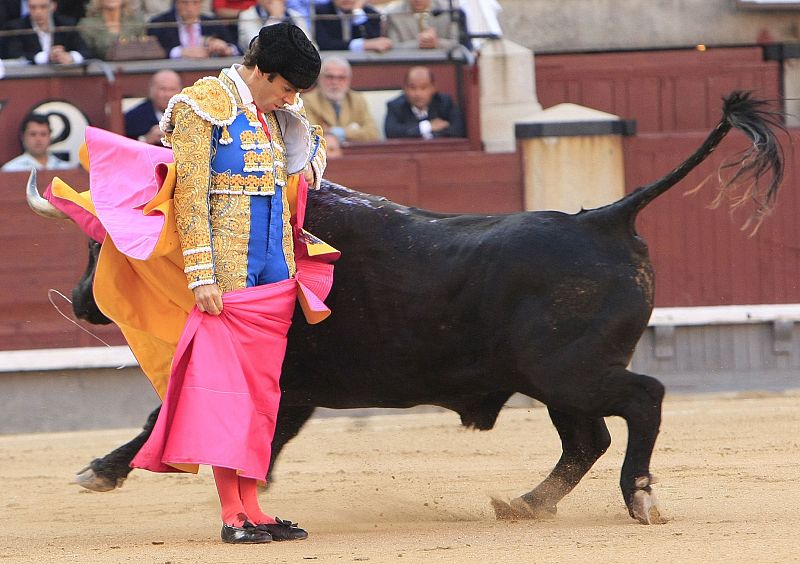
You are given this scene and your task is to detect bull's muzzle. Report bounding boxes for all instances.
[26,168,70,220]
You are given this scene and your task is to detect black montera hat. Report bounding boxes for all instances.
[252,23,321,90]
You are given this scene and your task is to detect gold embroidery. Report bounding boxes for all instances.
[281,184,296,278]
[171,102,215,288]
[243,151,260,172]
[211,171,275,195]
[265,112,288,187]
[255,129,270,148]
[239,129,256,149]
[209,192,250,293]
[186,77,235,123]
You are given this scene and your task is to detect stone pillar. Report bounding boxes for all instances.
[515,104,635,213]
[763,44,800,127]
[478,39,542,153]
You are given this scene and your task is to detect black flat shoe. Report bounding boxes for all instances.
[255,517,308,541]
[221,520,273,544]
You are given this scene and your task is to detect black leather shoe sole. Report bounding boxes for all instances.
[221,522,273,544]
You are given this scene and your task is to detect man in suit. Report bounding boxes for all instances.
[314,0,391,52]
[148,0,239,59]
[384,65,465,139]
[302,55,378,143]
[125,69,183,144]
[384,0,464,51]
[4,0,90,64]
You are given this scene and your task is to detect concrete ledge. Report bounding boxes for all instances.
[648,304,800,326]
[0,346,136,373]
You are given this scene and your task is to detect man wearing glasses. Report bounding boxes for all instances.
[302,54,379,144]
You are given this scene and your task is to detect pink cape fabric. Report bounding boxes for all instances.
[131,280,297,480]
[44,127,175,255]
[45,127,338,478]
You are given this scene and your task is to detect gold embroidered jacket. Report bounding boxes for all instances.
[160,71,327,290]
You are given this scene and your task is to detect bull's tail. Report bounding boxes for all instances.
[615,91,785,231]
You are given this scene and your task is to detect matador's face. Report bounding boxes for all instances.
[251,71,300,113]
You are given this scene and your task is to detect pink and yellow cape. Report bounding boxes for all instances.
[45,127,339,478]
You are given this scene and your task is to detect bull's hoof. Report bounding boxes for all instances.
[489,495,557,520]
[489,496,518,520]
[75,464,125,492]
[629,478,666,525]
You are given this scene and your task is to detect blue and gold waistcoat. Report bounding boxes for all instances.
[160,70,327,292]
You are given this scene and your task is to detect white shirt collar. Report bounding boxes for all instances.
[226,64,254,108]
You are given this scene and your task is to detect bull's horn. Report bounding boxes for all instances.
[26,169,69,219]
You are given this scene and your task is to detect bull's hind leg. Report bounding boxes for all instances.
[599,367,665,524]
[492,410,610,520]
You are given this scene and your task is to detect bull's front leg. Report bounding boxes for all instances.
[75,405,160,491]
[491,409,611,520]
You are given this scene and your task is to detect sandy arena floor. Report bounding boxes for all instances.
[1,391,799,563]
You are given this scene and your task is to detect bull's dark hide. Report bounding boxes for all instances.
[70,93,783,524]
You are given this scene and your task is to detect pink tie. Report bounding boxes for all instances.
[187,25,198,47]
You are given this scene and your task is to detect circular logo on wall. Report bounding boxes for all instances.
[28,100,90,166]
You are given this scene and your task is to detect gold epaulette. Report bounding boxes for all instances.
[160,77,237,147]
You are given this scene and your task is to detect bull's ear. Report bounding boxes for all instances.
[26,169,69,220]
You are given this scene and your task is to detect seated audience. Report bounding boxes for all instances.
[78,0,147,59]
[314,0,391,52]
[2,113,73,171]
[384,65,465,139]
[125,69,183,144]
[238,0,309,52]
[5,0,91,64]
[148,0,238,59]
[213,0,253,20]
[324,131,344,158]
[303,55,379,143]
[56,0,91,19]
[385,0,463,51]
[127,0,213,21]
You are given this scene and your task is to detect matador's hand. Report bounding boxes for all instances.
[303,164,314,183]
[193,283,223,315]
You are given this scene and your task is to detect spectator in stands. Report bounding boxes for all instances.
[56,0,91,19]
[238,0,309,52]
[148,0,239,59]
[4,0,91,64]
[303,55,379,143]
[384,0,463,51]
[124,69,182,144]
[78,0,147,59]
[128,0,213,21]
[384,65,464,139]
[212,0,251,40]
[324,131,343,158]
[2,113,72,171]
[314,0,391,52]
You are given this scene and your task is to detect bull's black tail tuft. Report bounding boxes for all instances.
[616,91,786,233]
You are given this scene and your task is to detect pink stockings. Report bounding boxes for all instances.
[212,466,277,526]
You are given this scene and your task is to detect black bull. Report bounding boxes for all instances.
[38,93,783,525]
